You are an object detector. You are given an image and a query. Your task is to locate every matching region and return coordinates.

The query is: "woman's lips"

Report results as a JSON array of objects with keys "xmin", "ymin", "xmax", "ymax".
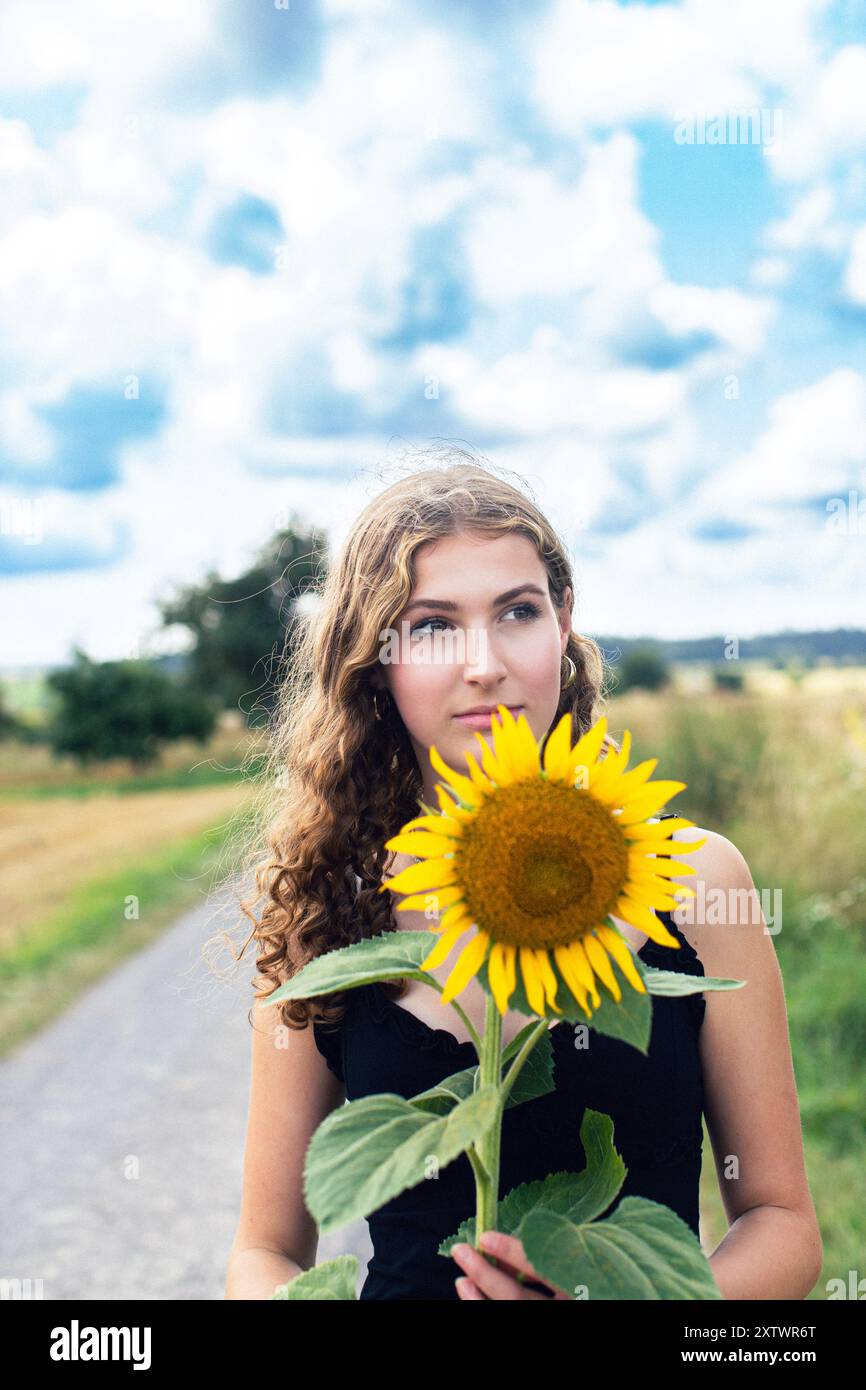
[{"xmin": 453, "ymin": 705, "xmax": 523, "ymax": 729}]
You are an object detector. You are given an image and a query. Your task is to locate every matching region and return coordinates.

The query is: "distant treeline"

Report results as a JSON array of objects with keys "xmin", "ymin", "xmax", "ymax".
[{"xmin": 592, "ymin": 629, "xmax": 866, "ymax": 666}]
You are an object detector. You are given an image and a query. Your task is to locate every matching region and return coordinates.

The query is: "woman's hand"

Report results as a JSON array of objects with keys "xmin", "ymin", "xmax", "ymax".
[{"xmin": 451, "ymin": 1230, "xmax": 572, "ymax": 1300}]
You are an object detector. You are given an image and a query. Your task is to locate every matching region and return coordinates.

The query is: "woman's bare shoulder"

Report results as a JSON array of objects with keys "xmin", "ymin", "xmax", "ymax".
[{"xmin": 666, "ymin": 825, "xmax": 771, "ymax": 977}]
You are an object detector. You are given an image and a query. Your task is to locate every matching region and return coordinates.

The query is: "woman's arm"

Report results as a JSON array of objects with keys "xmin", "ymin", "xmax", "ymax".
[
  {"xmin": 673, "ymin": 829, "xmax": 823, "ymax": 1300},
  {"xmin": 225, "ymin": 1245, "xmax": 305, "ymax": 1300},
  {"xmin": 224, "ymin": 1002, "xmax": 346, "ymax": 1299}
]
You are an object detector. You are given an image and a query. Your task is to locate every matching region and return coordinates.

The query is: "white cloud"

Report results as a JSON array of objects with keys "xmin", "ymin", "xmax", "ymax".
[
  {"xmin": 530, "ymin": 0, "xmax": 828, "ymax": 134},
  {"xmin": 762, "ymin": 183, "xmax": 844, "ymax": 252},
  {"xmin": 578, "ymin": 499, "xmax": 866, "ymax": 640},
  {"xmin": 468, "ymin": 135, "xmax": 661, "ymax": 303},
  {"xmin": 764, "ymin": 44, "xmax": 866, "ymax": 183},
  {"xmin": 413, "ymin": 334, "xmax": 688, "ymax": 438},
  {"xmin": 695, "ymin": 369, "xmax": 866, "ymax": 512},
  {"xmin": 0, "ymin": 0, "xmax": 861, "ymax": 665},
  {"xmin": 648, "ymin": 282, "xmax": 777, "ymax": 356},
  {"xmin": 0, "ymin": 0, "xmax": 213, "ymax": 94}
]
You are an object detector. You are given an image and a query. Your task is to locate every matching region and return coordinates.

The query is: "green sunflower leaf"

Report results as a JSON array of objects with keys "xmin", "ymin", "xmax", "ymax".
[
  {"xmin": 519, "ymin": 1197, "xmax": 723, "ymax": 1300},
  {"xmin": 642, "ymin": 966, "xmax": 746, "ymax": 997},
  {"xmin": 258, "ymin": 929, "xmax": 445, "ymax": 1008},
  {"xmin": 411, "ymin": 1029, "xmax": 556, "ymax": 1116},
  {"xmin": 305, "ymin": 1085, "xmax": 500, "ymax": 1232},
  {"xmin": 271, "ymin": 1254, "xmax": 359, "ymax": 1300},
  {"xmin": 438, "ymin": 1108, "xmax": 625, "ymax": 1255}
]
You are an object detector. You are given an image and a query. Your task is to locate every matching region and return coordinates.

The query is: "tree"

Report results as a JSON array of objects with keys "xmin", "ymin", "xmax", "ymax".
[
  {"xmin": 157, "ymin": 519, "xmax": 327, "ymax": 719},
  {"xmin": 609, "ymin": 644, "xmax": 671, "ymax": 694},
  {"xmin": 45, "ymin": 648, "xmax": 218, "ymax": 771},
  {"xmin": 0, "ymin": 684, "xmax": 27, "ymax": 741}
]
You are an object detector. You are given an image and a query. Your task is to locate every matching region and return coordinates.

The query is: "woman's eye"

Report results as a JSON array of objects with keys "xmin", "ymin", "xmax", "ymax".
[
  {"xmin": 410, "ymin": 617, "xmax": 452, "ymax": 636},
  {"xmin": 410, "ymin": 602, "xmax": 540, "ymax": 636}
]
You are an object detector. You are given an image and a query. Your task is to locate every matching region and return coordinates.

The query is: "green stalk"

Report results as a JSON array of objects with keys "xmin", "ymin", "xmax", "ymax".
[
  {"xmin": 499, "ymin": 1017, "xmax": 551, "ymax": 1104},
  {"xmin": 474, "ymin": 990, "xmax": 504, "ymax": 1245}
]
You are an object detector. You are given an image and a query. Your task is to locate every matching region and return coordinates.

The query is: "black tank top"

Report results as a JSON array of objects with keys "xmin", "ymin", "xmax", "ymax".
[{"xmin": 313, "ymin": 818, "xmax": 706, "ymax": 1300}]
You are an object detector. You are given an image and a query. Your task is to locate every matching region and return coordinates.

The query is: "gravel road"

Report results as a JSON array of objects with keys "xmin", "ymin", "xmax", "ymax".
[{"xmin": 0, "ymin": 883, "xmax": 371, "ymax": 1300}]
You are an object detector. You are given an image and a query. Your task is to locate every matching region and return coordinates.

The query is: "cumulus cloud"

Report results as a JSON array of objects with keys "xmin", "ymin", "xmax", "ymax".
[{"xmin": 0, "ymin": 0, "xmax": 862, "ymax": 663}]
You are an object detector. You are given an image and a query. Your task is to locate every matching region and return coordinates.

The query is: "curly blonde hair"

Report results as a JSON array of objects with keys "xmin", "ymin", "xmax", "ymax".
[{"xmin": 227, "ymin": 452, "xmax": 619, "ymax": 1034}]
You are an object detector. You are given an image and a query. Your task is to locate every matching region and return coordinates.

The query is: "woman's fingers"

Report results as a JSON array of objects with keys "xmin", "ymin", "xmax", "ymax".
[
  {"xmin": 452, "ymin": 1238, "xmax": 552, "ymax": 1300},
  {"xmin": 478, "ymin": 1231, "xmax": 571, "ymax": 1298},
  {"xmin": 479, "ymin": 1231, "xmax": 542, "ymax": 1279}
]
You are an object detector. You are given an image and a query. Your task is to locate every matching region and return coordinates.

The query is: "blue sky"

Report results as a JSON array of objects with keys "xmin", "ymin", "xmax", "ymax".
[{"xmin": 0, "ymin": 0, "xmax": 864, "ymax": 667}]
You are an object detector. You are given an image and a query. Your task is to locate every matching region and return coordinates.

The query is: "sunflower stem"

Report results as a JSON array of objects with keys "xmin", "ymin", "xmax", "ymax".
[
  {"xmin": 446, "ymin": 998, "xmax": 484, "ymax": 1055},
  {"xmin": 466, "ymin": 1144, "xmax": 489, "ymax": 1187},
  {"xmin": 474, "ymin": 991, "xmax": 504, "ymax": 1247},
  {"xmin": 499, "ymin": 1017, "xmax": 552, "ymax": 1105}
]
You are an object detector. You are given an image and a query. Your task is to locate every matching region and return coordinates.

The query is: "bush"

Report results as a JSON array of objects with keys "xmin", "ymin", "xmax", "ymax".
[
  {"xmin": 609, "ymin": 645, "xmax": 671, "ymax": 694},
  {"xmin": 45, "ymin": 648, "xmax": 219, "ymax": 771},
  {"xmin": 712, "ymin": 665, "xmax": 745, "ymax": 692}
]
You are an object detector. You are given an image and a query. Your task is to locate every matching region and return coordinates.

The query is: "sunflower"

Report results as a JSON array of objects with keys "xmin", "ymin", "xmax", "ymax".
[{"xmin": 378, "ymin": 704, "xmax": 706, "ymax": 1019}]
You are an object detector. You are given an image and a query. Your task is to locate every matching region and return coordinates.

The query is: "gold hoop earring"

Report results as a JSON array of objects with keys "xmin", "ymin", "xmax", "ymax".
[
  {"xmin": 372, "ymin": 689, "xmax": 388, "ymax": 721},
  {"xmin": 561, "ymin": 654, "xmax": 577, "ymax": 690}
]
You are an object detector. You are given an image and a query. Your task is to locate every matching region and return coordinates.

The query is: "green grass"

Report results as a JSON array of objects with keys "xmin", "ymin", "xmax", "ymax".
[
  {"xmin": 695, "ymin": 887, "xmax": 866, "ymax": 1298},
  {"xmin": 0, "ymin": 759, "xmax": 262, "ymax": 799},
  {"xmin": 610, "ymin": 692, "xmax": 866, "ymax": 1300},
  {"xmin": 0, "ymin": 809, "xmax": 255, "ymax": 1059}
]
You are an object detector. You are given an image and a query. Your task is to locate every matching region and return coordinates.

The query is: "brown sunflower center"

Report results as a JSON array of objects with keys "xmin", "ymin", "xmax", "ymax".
[{"xmin": 455, "ymin": 779, "xmax": 628, "ymax": 949}]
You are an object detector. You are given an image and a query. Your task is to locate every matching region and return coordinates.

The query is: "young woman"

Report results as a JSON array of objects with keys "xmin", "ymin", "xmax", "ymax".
[{"xmin": 223, "ymin": 460, "xmax": 822, "ymax": 1301}]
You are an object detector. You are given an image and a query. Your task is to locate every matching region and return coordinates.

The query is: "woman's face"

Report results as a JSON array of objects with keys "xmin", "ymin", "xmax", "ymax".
[{"xmin": 376, "ymin": 530, "xmax": 573, "ymax": 804}]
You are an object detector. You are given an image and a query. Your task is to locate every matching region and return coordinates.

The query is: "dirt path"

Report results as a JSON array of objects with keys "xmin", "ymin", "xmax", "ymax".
[{"xmin": 0, "ymin": 884, "xmax": 371, "ymax": 1299}]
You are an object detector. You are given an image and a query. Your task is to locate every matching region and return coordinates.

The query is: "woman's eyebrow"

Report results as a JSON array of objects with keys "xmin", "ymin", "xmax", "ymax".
[{"xmin": 402, "ymin": 582, "xmax": 547, "ymax": 615}]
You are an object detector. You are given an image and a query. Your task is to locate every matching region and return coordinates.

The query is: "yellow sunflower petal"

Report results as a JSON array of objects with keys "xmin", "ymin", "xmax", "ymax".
[
  {"xmin": 440, "ymin": 930, "xmax": 490, "ymax": 1005},
  {"xmin": 519, "ymin": 947, "xmax": 546, "ymax": 1014},
  {"xmin": 421, "ymin": 919, "xmax": 475, "ymax": 971},
  {"xmin": 607, "ymin": 757, "xmax": 659, "ymax": 800},
  {"xmin": 563, "ymin": 715, "xmax": 609, "ymax": 786},
  {"xmin": 463, "ymin": 748, "xmax": 494, "ymax": 794},
  {"xmin": 434, "ymin": 782, "xmax": 473, "ymax": 820},
  {"xmin": 562, "ymin": 939, "xmax": 601, "ymax": 1009},
  {"xmin": 473, "ymin": 731, "xmax": 505, "ymax": 784},
  {"xmin": 490, "ymin": 710, "xmax": 520, "ymax": 784},
  {"xmin": 384, "ymin": 832, "xmax": 458, "ymax": 858},
  {"xmin": 628, "ymin": 855, "xmax": 699, "ymax": 879},
  {"xmin": 625, "ymin": 880, "xmax": 695, "ymax": 909},
  {"xmin": 594, "ymin": 924, "xmax": 647, "ymax": 995},
  {"xmin": 553, "ymin": 944, "xmax": 592, "ymax": 1017},
  {"xmin": 623, "ymin": 829, "xmax": 707, "ymax": 858},
  {"xmin": 395, "ymin": 884, "xmax": 464, "ymax": 912},
  {"xmin": 660, "ymin": 836, "xmax": 706, "ymax": 854},
  {"xmin": 430, "ymin": 744, "xmax": 483, "ymax": 809},
  {"xmin": 437, "ymin": 901, "xmax": 472, "ymax": 933},
  {"xmin": 589, "ymin": 729, "xmax": 632, "ymax": 798},
  {"xmin": 623, "ymin": 815, "xmax": 697, "ymax": 839},
  {"xmin": 378, "ymin": 857, "xmax": 457, "ymax": 896},
  {"xmin": 399, "ymin": 813, "xmax": 465, "ymax": 838},
  {"xmin": 509, "ymin": 711, "xmax": 542, "ymax": 780},
  {"xmin": 613, "ymin": 896, "xmax": 681, "ymax": 949},
  {"xmin": 615, "ymin": 781, "xmax": 687, "ymax": 823},
  {"xmin": 532, "ymin": 948, "xmax": 562, "ymax": 1013},
  {"xmin": 488, "ymin": 942, "xmax": 515, "ymax": 1014},
  {"xmin": 542, "ymin": 712, "xmax": 574, "ymax": 781},
  {"xmin": 583, "ymin": 933, "xmax": 622, "ymax": 1003}
]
